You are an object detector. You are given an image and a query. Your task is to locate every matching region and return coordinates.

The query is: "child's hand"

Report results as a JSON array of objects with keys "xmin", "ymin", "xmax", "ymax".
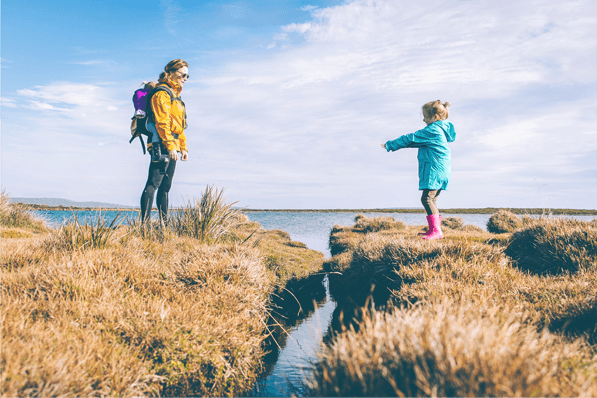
[{"xmin": 381, "ymin": 143, "xmax": 386, "ymax": 149}]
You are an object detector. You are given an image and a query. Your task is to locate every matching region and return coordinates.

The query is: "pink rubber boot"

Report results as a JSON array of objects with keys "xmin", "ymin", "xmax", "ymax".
[
  {"xmin": 418, "ymin": 214, "xmax": 441, "ymax": 236},
  {"xmin": 421, "ymin": 214, "xmax": 443, "ymax": 240}
]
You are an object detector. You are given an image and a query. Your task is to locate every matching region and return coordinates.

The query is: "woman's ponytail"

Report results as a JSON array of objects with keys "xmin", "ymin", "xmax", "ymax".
[{"xmin": 158, "ymin": 59, "xmax": 189, "ymax": 83}]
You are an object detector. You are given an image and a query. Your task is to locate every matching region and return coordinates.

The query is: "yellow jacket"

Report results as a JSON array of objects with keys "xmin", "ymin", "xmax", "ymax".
[{"xmin": 151, "ymin": 80, "xmax": 187, "ymax": 152}]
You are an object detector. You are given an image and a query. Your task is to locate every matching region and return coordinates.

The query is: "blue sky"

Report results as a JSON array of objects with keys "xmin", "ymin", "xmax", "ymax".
[{"xmin": 2, "ymin": 0, "xmax": 596, "ymax": 209}]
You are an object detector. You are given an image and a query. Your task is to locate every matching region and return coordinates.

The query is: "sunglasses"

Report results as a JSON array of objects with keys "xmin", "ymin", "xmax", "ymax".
[{"xmin": 176, "ymin": 71, "xmax": 190, "ymax": 79}]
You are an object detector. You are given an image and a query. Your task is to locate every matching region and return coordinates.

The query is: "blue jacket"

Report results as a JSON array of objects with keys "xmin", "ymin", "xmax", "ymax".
[{"xmin": 385, "ymin": 120, "xmax": 456, "ymax": 190}]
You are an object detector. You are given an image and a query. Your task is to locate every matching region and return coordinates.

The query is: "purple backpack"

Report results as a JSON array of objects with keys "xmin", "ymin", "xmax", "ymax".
[{"xmin": 132, "ymin": 88, "xmax": 150, "ymax": 118}]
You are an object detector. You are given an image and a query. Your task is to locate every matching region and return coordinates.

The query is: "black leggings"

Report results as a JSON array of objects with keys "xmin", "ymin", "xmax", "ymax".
[
  {"xmin": 421, "ymin": 189, "xmax": 442, "ymax": 216},
  {"xmin": 140, "ymin": 155, "xmax": 177, "ymax": 224}
]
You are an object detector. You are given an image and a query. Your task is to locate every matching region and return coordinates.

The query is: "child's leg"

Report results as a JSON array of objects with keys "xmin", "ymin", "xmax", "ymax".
[
  {"xmin": 421, "ymin": 189, "xmax": 444, "ymax": 240},
  {"xmin": 421, "ymin": 189, "xmax": 441, "ymax": 215}
]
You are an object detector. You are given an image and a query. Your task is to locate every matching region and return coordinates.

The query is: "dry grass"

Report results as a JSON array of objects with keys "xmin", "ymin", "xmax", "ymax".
[
  {"xmin": 441, "ymin": 216, "xmax": 464, "ymax": 230},
  {"xmin": 0, "ymin": 190, "xmax": 47, "ymax": 233},
  {"xmin": 1, "ymin": 191, "xmax": 324, "ymax": 397},
  {"xmin": 486, "ymin": 209, "xmax": 523, "ymax": 233},
  {"xmin": 2, "ymin": 233, "xmax": 273, "ymax": 396},
  {"xmin": 505, "ymin": 217, "xmax": 597, "ymax": 275},
  {"xmin": 169, "ymin": 185, "xmax": 244, "ymax": 243},
  {"xmin": 354, "ymin": 214, "xmax": 405, "ymax": 233},
  {"xmin": 234, "ymin": 219, "xmax": 324, "ymax": 288},
  {"xmin": 313, "ymin": 213, "xmax": 597, "ymax": 396},
  {"xmin": 307, "ymin": 299, "xmax": 597, "ymax": 397},
  {"xmin": 45, "ymin": 210, "xmax": 123, "ymax": 251}
]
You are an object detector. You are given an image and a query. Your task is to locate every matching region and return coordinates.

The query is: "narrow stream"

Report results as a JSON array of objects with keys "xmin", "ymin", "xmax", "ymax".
[{"xmin": 249, "ymin": 275, "xmax": 336, "ymax": 397}]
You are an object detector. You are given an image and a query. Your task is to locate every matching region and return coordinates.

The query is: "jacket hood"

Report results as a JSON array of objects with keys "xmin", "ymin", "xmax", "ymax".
[{"xmin": 434, "ymin": 120, "xmax": 456, "ymax": 142}]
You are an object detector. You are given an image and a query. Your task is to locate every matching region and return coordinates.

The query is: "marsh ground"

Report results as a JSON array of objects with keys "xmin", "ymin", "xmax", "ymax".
[
  {"xmin": 0, "ymin": 193, "xmax": 324, "ymax": 397},
  {"xmin": 308, "ymin": 213, "xmax": 597, "ymax": 397}
]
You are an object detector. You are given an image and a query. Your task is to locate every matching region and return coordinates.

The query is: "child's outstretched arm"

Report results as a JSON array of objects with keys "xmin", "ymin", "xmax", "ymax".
[{"xmin": 384, "ymin": 127, "xmax": 436, "ymax": 152}]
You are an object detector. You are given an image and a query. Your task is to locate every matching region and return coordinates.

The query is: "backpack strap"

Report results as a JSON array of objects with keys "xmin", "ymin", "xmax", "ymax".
[
  {"xmin": 129, "ymin": 117, "xmax": 147, "ymax": 154},
  {"xmin": 147, "ymin": 83, "xmax": 187, "ymax": 129}
]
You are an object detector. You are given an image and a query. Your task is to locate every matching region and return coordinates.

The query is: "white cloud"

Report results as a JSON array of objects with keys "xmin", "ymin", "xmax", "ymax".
[
  {"xmin": 68, "ymin": 60, "xmax": 114, "ymax": 66},
  {"xmin": 161, "ymin": 0, "xmax": 182, "ymax": 36},
  {"xmin": 1, "ymin": 97, "xmax": 17, "ymax": 108},
  {"xmin": 282, "ymin": 23, "xmax": 312, "ymax": 34},
  {"xmin": 187, "ymin": 0, "xmax": 596, "ymax": 208},
  {"xmin": 17, "ymin": 83, "xmax": 106, "ymax": 107},
  {"xmin": 3, "ymin": 0, "xmax": 596, "ymax": 209}
]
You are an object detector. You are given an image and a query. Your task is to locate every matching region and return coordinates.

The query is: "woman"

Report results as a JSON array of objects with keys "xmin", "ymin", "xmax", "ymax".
[{"xmin": 140, "ymin": 59, "xmax": 189, "ymax": 224}]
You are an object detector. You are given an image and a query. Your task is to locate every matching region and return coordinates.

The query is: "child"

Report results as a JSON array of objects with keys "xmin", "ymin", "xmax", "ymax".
[{"xmin": 382, "ymin": 100, "xmax": 456, "ymax": 240}]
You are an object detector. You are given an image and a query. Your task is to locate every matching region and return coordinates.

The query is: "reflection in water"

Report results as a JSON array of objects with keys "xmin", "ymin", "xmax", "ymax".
[{"xmin": 249, "ymin": 276, "xmax": 336, "ymax": 397}]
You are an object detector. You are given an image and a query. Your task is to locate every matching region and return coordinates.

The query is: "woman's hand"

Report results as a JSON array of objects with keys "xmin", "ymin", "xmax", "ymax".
[
  {"xmin": 169, "ymin": 150, "xmax": 178, "ymax": 161},
  {"xmin": 181, "ymin": 150, "xmax": 188, "ymax": 161},
  {"xmin": 381, "ymin": 143, "xmax": 386, "ymax": 149}
]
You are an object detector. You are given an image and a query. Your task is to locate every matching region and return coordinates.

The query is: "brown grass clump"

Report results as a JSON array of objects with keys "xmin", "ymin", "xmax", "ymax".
[
  {"xmin": 354, "ymin": 214, "xmax": 405, "ymax": 233},
  {"xmin": 326, "ymin": 230, "xmax": 502, "ymax": 304},
  {"xmin": 169, "ymin": 185, "xmax": 243, "ymax": 243},
  {"xmin": 505, "ymin": 218, "xmax": 597, "ymax": 275},
  {"xmin": 328, "ymin": 224, "xmax": 362, "ymax": 256},
  {"xmin": 1, "ymin": 232, "xmax": 274, "ymax": 397},
  {"xmin": 44, "ymin": 210, "xmax": 123, "ymax": 251},
  {"xmin": 234, "ymin": 221, "xmax": 324, "ymax": 287},
  {"xmin": 316, "ymin": 214, "xmax": 597, "ymax": 393},
  {"xmin": 487, "ymin": 209, "xmax": 523, "ymax": 233},
  {"xmin": 1, "ymin": 189, "xmax": 325, "ymax": 397},
  {"xmin": 307, "ymin": 299, "xmax": 597, "ymax": 397},
  {"xmin": 461, "ymin": 224, "xmax": 484, "ymax": 233},
  {"xmin": 0, "ymin": 190, "xmax": 47, "ymax": 233},
  {"xmin": 441, "ymin": 216, "xmax": 464, "ymax": 230}
]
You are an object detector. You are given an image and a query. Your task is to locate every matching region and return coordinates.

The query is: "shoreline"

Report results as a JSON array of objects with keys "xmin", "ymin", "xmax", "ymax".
[{"xmin": 14, "ymin": 203, "xmax": 597, "ymax": 216}]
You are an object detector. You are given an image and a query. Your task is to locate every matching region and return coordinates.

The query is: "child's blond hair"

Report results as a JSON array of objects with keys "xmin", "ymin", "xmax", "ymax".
[{"xmin": 422, "ymin": 100, "xmax": 450, "ymax": 122}]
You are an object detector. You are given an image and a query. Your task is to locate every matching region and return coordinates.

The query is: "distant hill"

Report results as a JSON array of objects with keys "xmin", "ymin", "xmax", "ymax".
[{"xmin": 10, "ymin": 197, "xmax": 133, "ymax": 208}]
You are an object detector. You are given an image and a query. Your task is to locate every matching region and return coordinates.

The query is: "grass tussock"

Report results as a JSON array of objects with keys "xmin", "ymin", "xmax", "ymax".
[
  {"xmin": 1, "ymin": 187, "xmax": 324, "ymax": 397},
  {"xmin": 354, "ymin": 214, "xmax": 405, "ymax": 233},
  {"xmin": 461, "ymin": 224, "xmax": 484, "ymax": 233},
  {"xmin": 45, "ymin": 210, "xmax": 123, "ymax": 251},
  {"xmin": 307, "ymin": 299, "xmax": 597, "ymax": 397},
  {"xmin": 326, "ymin": 231, "xmax": 502, "ymax": 303},
  {"xmin": 315, "ymin": 212, "xmax": 597, "ymax": 395},
  {"xmin": 505, "ymin": 217, "xmax": 597, "ymax": 275},
  {"xmin": 2, "ymin": 233, "xmax": 273, "ymax": 397},
  {"xmin": 0, "ymin": 190, "xmax": 47, "ymax": 233},
  {"xmin": 234, "ymin": 221, "xmax": 324, "ymax": 287},
  {"xmin": 169, "ymin": 185, "xmax": 243, "ymax": 243},
  {"xmin": 441, "ymin": 216, "xmax": 464, "ymax": 230},
  {"xmin": 486, "ymin": 209, "xmax": 523, "ymax": 233}
]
